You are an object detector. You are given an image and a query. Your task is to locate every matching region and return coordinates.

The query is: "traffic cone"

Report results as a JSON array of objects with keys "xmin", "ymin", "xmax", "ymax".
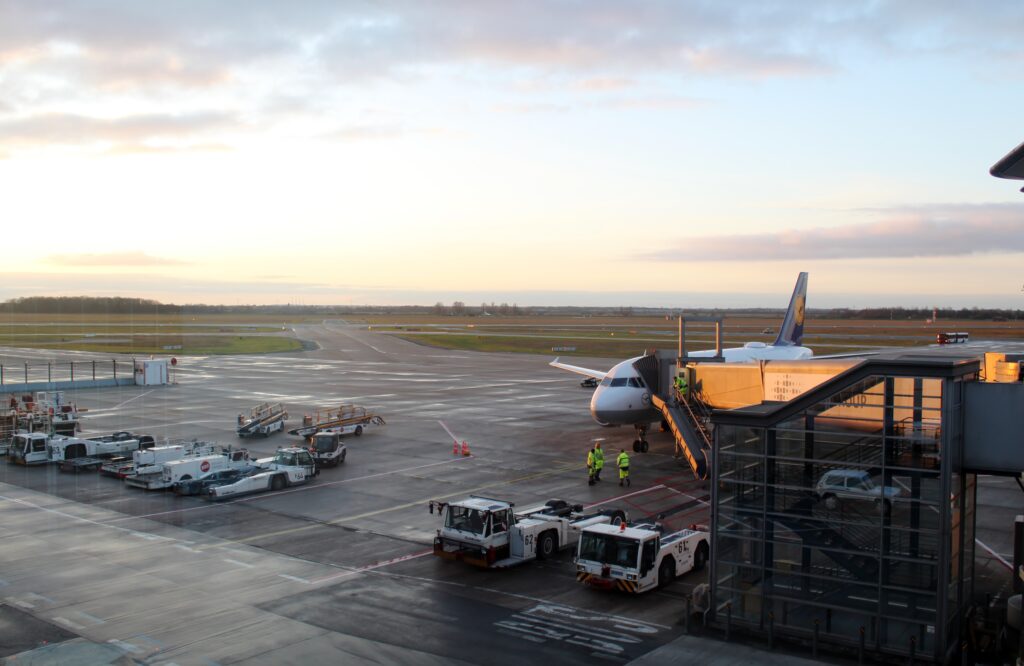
[
  {"xmin": 461, "ymin": 440, "xmax": 471, "ymax": 456},
  {"xmin": 452, "ymin": 441, "xmax": 459, "ymax": 455}
]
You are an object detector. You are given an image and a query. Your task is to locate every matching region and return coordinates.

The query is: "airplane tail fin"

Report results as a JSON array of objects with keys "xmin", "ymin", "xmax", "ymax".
[{"xmin": 773, "ymin": 272, "xmax": 808, "ymax": 347}]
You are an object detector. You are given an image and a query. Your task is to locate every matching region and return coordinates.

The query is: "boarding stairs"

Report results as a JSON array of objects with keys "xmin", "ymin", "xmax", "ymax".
[{"xmin": 631, "ymin": 352, "xmax": 713, "ymax": 480}]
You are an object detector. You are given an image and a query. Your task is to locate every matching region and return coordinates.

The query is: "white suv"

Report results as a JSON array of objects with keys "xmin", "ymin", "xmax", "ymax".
[{"xmin": 815, "ymin": 469, "xmax": 903, "ymax": 513}]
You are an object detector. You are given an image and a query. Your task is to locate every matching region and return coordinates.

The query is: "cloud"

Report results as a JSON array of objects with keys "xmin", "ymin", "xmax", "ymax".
[
  {"xmin": 644, "ymin": 204, "xmax": 1024, "ymax": 261},
  {"xmin": 43, "ymin": 252, "xmax": 189, "ymax": 267},
  {"xmin": 0, "ymin": 111, "xmax": 236, "ymax": 150}
]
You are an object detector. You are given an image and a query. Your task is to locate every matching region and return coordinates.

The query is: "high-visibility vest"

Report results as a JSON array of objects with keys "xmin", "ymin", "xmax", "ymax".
[
  {"xmin": 593, "ymin": 448, "xmax": 604, "ymax": 469},
  {"xmin": 587, "ymin": 451, "xmax": 594, "ymax": 468},
  {"xmin": 617, "ymin": 452, "xmax": 629, "ymax": 469}
]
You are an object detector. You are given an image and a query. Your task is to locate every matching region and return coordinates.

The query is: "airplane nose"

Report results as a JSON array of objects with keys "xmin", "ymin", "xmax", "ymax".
[{"xmin": 590, "ymin": 387, "xmax": 615, "ymax": 426}]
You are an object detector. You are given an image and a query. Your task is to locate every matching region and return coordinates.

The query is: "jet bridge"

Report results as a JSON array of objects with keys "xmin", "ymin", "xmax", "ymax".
[{"xmin": 705, "ymin": 349, "xmax": 1024, "ymax": 664}]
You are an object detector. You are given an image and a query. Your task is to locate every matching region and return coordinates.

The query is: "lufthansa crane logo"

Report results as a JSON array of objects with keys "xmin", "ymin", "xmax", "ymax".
[
  {"xmin": 641, "ymin": 392, "xmax": 651, "ymax": 406},
  {"xmin": 794, "ymin": 295, "xmax": 805, "ymax": 326}
]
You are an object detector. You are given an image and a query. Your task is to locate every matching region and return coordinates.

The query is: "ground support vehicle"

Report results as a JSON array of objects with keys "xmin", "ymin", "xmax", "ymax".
[
  {"xmin": 308, "ymin": 431, "xmax": 347, "ymax": 467},
  {"xmin": 175, "ymin": 466, "xmax": 259, "ymax": 496},
  {"xmin": 575, "ymin": 522, "xmax": 709, "ymax": 594},
  {"xmin": 207, "ymin": 448, "xmax": 318, "ymax": 499},
  {"xmin": 4, "ymin": 391, "xmax": 81, "ymax": 437},
  {"xmin": 105, "ymin": 440, "xmax": 219, "ymax": 478},
  {"xmin": 431, "ymin": 497, "xmax": 626, "ymax": 569},
  {"xmin": 126, "ymin": 448, "xmax": 253, "ymax": 490},
  {"xmin": 288, "ymin": 404, "xmax": 385, "ymax": 439},
  {"xmin": 8, "ymin": 431, "xmax": 153, "ymax": 466},
  {"xmin": 236, "ymin": 402, "xmax": 288, "ymax": 438}
]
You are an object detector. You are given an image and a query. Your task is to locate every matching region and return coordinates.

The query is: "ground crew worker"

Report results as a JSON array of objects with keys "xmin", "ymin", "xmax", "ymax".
[
  {"xmin": 592, "ymin": 441, "xmax": 604, "ymax": 482},
  {"xmin": 587, "ymin": 447, "xmax": 596, "ymax": 486},
  {"xmin": 617, "ymin": 449, "xmax": 630, "ymax": 487},
  {"xmin": 675, "ymin": 371, "xmax": 689, "ymax": 402}
]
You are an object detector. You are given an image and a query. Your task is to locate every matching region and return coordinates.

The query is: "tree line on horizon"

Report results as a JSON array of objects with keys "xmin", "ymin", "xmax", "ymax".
[{"xmin": 0, "ymin": 296, "xmax": 1021, "ymax": 321}]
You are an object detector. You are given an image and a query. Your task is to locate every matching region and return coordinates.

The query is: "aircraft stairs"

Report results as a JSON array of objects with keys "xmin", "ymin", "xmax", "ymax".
[{"xmin": 651, "ymin": 393, "xmax": 711, "ymax": 480}]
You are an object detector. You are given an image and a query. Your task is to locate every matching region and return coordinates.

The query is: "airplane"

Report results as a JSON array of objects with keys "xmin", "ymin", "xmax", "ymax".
[{"xmin": 550, "ymin": 272, "xmax": 811, "ymax": 451}]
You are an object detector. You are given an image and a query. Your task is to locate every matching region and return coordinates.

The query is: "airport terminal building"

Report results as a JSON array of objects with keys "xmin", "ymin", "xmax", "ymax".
[{"xmin": 706, "ymin": 354, "xmax": 1020, "ymax": 662}]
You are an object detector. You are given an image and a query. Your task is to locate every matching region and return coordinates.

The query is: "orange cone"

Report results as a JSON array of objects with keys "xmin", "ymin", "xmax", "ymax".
[
  {"xmin": 461, "ymin": 440, "xmax": 471, "ymax": 456},
  {"xmin": 452, "ymin": 441, "xmax": 459, "ymax": 455}
]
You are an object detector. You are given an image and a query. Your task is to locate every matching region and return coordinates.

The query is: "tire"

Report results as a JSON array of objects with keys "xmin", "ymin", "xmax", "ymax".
[
  {"xmin": 694, "ymin": 541, "xmax": 709, "ymax": 571},
  {"xmin": 354, "ymin": 426, "xmax": 363, "ymax": 436},
  {"xmin": 605, "ymin": 509, "xmax": 626, "ymax": 526},
  {"xmin": 823, "ymin": 494, "xmax": 837, "ymax": 510},
  {"xmin": 659, "ymin": 558, "xmax": 676, "ymax": 588},
  {"xmin": 271, "ymin": 474, "xmax": 286, "ymax": 491},
  {"xmin": 339, "ymin": 449, "xmax": 346, "ymax": 464},
  {"xmin": 640, "ymin": 440, "xmax": 649, "ymax": 453},
  {"xmin": 536, "ymin": 531, "xmax": 557, "ymax": 560},
  {"xmin": 632, "ymin": 440, "xmax": 640, "ymax": 453},
  {"xmin": 545, "ymin": 499, "xmax": 568, "ymax": 510}
]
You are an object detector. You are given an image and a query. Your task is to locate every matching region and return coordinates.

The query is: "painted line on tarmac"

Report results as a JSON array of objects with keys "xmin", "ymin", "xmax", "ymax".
[
  {"xmin": 217, "ymin": 462, "xmax": 580, "ymax": 548},
  {"xmin": 311, "ymin": 548, "xmax": 434, "ymax": 585},
  {"xmin": 977, "ymin": 539, "xmax": 1013, "ymax": 571},
  {"xmin": 107, "ymin": 457, "xmax": 476, "ymax": 523},
  {"xmin": 582, "ymin": 484, "xmax": 667, "ymax": 510}
]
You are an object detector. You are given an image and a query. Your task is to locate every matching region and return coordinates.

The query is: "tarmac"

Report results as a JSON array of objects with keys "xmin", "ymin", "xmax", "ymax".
[{"xmin": 0, "ymin": 321, "xmax": 1019, "ymax": 664}]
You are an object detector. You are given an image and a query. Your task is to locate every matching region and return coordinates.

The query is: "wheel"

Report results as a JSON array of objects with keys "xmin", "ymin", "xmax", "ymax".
[
  {"xmin": 824, "ymin": 494, "xmax": 837, "ymax": 510},
  {"xmin": 658, "ymin": 558, "xmax": 676, "ymax": 588},
  {"xmin": 270, "ymin": 474, "xmax": 286, "ymax": 491},
  {"xmin": 354, "ymin": 425, "xmax": 363, "ymax": 436},
  {"xmin": 640, "ymin": 440, "xmax": 649, "ymax": 453},
  {"xmin": 536, "ymin": 531, "xmax": 557, "ymax": 560},
  {"xmin": 339, "ymin": 449, "xmax": 347, "ymax": 464},
  {"xmin": 632, "ymin": 440, "xmax": 640, "ymax": 452},
  {"xmin": 694, "ymin": 541, "xmax": 709, "ymax": 571},
  {"xmin": 607, "ymin": 510, "xmax": 626, "ymax": 526},
  {"xmin": 180, "ymin": 475, "xmax": 192, "ymax": 481}
]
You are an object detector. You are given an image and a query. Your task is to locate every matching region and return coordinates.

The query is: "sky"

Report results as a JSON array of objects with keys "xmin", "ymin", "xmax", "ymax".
[{"xmin": 1, "ymin": 1, "xmax": 1023, "ymax": 308}]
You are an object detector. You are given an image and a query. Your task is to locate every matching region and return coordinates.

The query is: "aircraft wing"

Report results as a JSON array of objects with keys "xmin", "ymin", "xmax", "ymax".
[{"xmin": 549, "ymin": 358, "xmax": 607, "ymax": 380}]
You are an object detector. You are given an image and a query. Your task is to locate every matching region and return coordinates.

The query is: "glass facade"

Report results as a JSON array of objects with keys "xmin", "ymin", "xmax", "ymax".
[{"xmin": 711, "ymin": 367, "xmax": 977, "ymax": 663}]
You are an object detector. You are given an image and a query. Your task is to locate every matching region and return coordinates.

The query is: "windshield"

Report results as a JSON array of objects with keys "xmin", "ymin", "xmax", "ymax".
[
  {"xmin": 445, "ymin": 506, "xmax": 486, "ymax": 535},
  {"xmin": 313, "ymin": 436, "xmax": 335, "ymax": 452},
  {"xmin": 274, "ymin": 451, "xmax": 298, "ymax": 466},
  {"xmin": 578, "ymin": 533, "xmax": 640, "ymax": 568}
]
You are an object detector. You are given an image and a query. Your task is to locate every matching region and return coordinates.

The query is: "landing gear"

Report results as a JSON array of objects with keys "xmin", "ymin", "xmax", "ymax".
[{"xmin": 632, "ymin": 424, "xmax": 650, "ymax": 453}]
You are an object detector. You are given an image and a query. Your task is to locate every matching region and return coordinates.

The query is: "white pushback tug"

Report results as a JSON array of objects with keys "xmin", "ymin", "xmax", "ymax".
[
  {"xmin": 430, "ymin": 496, "xmax": 626, "ymax": 569},
  {"xmin": 575, "ymin": 520, "xmax": 709, "ymax": 593}
]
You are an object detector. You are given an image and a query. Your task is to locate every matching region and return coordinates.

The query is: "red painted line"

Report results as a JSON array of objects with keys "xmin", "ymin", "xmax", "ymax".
[{"xmin": 311, "ymin": 548, "xmax": 434, "ymax": 584}]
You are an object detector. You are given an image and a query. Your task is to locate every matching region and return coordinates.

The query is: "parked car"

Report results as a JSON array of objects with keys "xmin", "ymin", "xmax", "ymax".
[
  {"xmin": 175, "ymin": 466, "xmax": 258, "ymax": 496},
  {"xmin": 580, "ymin": 377, "xmax": 599, "ymax": 388},
  {"xmin": 815, "ymin": 469, "xmax": 903, "ymax": 513}
]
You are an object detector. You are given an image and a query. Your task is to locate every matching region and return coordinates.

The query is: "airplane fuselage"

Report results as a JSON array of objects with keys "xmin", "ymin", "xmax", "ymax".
[{"xmin": 589, "ymin": 344, "xmax": 812, "ymax": 427}]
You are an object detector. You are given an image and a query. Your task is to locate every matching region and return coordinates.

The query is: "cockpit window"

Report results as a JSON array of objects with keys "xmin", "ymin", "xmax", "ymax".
[
  {"xmin": 600, "ymin": 377, "xmax": 612, "ymax": 386},
  {"xmin": 627, "ymin": 378, "xmax": 644, "ymax": 388},
  {"xmin": 610, "ymin": 378, "xmax": 627, "ymax": 387}
]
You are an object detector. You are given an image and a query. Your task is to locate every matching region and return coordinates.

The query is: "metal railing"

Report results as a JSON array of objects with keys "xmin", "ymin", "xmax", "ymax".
[{"xmin": 0, "ymin": 359, "xmax": 135, "ymax": 386}]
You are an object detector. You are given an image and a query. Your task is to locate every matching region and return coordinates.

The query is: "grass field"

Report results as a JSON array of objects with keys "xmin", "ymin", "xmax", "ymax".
[
  {"xmin": 370, "ymin": 316, "xmax": 1024, "ymax": 358},
  {"xmin": 0, "ymin": 313, "xmax": 308, "ymax": 355}
]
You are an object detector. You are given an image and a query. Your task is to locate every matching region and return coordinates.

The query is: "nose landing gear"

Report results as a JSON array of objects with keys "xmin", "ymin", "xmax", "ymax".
[{"xmin": 632, "ymin": 424, "xmax": 650, "ymax": 453}]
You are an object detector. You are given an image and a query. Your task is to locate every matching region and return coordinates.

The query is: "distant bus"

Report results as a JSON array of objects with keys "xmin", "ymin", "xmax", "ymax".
[{"xmin": 936, "ymin": 332, "xmax": 969, "ymax": 345}]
